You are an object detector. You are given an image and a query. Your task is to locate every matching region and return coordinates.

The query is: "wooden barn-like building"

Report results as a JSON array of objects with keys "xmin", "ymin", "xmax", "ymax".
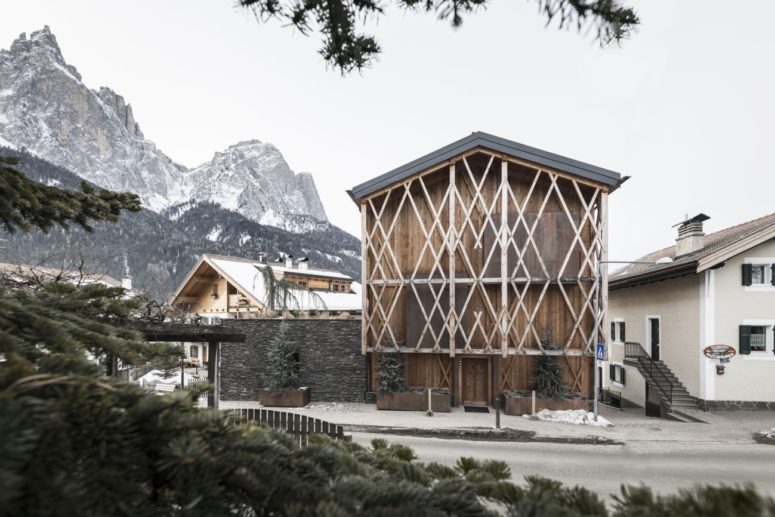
[{"xmin": 348, "ymin": 132, "xmax": 623, "ymax": 406}]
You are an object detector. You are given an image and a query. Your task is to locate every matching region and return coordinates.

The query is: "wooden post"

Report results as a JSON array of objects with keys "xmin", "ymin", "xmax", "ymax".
[
  {"xmin": 500, "ymin": 159, "xmax": 509, "ymax": 357},
  {"xmin": 361, "ymin": 202, "xmax": 369, "ymax": 355},
  {"xmin": 448, "ymin": 163, "xmax": 456, "ymax": 358},
  {"xmin": 207, "ymin": 340, "xmax": 219, "ymax": 409},
  {"xmin": 531, "ymin": 390, "xmax": 536, "ymax": 416}
]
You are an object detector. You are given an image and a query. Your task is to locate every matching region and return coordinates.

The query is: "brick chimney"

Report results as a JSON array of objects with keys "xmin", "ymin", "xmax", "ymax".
[{"xmin": 674, "ymin": 214, "xmax": 710, "ymax": 257}]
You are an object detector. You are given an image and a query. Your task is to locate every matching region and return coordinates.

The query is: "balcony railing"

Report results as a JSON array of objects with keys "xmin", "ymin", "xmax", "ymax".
[{"xmin": 624, "ymin": 342, "xmax": 673, "ymax": 403}]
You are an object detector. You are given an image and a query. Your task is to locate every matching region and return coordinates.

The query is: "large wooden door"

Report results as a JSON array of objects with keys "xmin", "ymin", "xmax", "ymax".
[{"xmin": 461, "ymin": 358, "xmax": 489, "ymax": 406}]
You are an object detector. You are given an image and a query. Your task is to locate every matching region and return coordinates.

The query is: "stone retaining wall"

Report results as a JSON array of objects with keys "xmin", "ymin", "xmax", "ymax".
[
  {"xmin": 220, "ymin": 319, "xmax": 366, "ymax": 403},
  {"xmin": 697, "ymin": 399, "xmax": 775, "ymax": 411}
]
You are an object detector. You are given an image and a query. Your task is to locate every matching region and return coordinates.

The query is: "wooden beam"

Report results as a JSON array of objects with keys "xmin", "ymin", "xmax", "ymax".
[
  {"xmin": 125, "ymin": 321, "xmax": 246, "ymax": 343},
  {"xmin": 500, "ymin": 158, "xmax": 508, "ymax": 357},
  {"xmin": 361, "ymin": 202, "xmax": 369, "ymax": 355},
  {"xmin": 448, "ymin": 162, "xmax": 456, "ymax": 358}
]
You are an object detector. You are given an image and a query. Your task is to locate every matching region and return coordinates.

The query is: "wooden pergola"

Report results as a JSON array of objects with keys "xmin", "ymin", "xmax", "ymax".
[
  {"xmin": 128, "ymin": 321, "xmax": 245, "ymax": 408},
  {"xmin": 349, "ymin": 133, "xmax": 623, "ymax": 404}
]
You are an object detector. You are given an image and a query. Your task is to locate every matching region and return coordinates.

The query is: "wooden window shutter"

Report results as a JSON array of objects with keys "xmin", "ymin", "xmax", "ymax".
[
  {"xmin": 739, "ymin": 325, "xmax": 752, "ymax": 355},
  {"xmin": 742, "ymin": 264, "xmax": 753, "ymax": 286},
  {"xmin": 609, "ymin": 364, "xmax": 615, "ymax": 380},
  {"xmin": 621, "ymin": 322, "xmax": 626, "ymax": 342},
  {"xmin": 621, "ymin": 367, "xmax": 626, "ymax": 385}
]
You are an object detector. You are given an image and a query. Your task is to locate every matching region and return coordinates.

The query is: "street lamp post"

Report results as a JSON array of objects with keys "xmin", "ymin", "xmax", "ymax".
[{"xmin": 593, "ymin": 260, "xmax": 657, "ymax": 421}]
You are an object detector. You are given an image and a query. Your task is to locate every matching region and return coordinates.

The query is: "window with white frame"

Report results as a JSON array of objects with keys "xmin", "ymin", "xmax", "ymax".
[
  {"xmin": 742, "ymin": 260, "xmax": 775, "ymax": 287},
  {"xmin": 610, "ymin": 320, "xmax": 626, "ymax": 343},
  {"xmin": 740, "ymin": 322, "xmax": 775, "ymax": 355},
  {"xmin": 609, "ymin": 364, "xmax": 626, "ymax": 385}
]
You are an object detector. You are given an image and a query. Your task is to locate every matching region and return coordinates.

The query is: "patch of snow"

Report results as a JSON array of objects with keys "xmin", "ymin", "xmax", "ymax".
[
  {"xmin": 45, "ymin": 177, "xmax": 61, "ymax": 186},
  {"xmin": 0, "ymin": 134, "xmax": 16, "ymax": 149},
  {"xmin": 324, "ymin": 252, "xmax": 343, "ymax": 263},
  {"xmin": 239, "ymin": 232, "xmax": 252, "ymax": 245},
  {"xmin": 758, "ymin": 428, "xmax": 775, "ymax": 440},
  {"xmin": 527, "ymin": 409, "xmax": 613, "ymax": 427},
  {"xmin": 136, "ymin": 369, "xmax": 199, "ymax": 388},
  {"xmin": 206, "ymin": 226, "xmax": 223, "ymax": 242}
]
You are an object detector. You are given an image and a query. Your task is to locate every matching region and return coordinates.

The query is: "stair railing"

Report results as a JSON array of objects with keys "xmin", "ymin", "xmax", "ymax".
[{"xmin": 624, "ymin": 342, "xmax": 673, "ymax": 403}]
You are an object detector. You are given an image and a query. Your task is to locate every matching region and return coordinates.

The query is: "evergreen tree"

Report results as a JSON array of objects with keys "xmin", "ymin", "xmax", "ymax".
[
  {"xmin": 3, "ymin": 162, "xmax": 775, "ymax": 515},
  {"xmin": 0, "ymin": 155, "xmax": 140, "ymax": 234},
  {"xmin": 376, "ymin": 352, "xmax": 407, "ymax": 395},
  {"xmin": 266, "ymin": 321, "xmax": 299, "ymax": 391},
  {"xmin": 530, "ymin": 325, "xmax": 568, "ymax": 399},
  {"xmin": 240, "ymin": 0, "xmax": 639, "ymax": 72}
]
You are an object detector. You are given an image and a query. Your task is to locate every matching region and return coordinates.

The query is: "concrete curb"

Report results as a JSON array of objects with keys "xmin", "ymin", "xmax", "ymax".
[{"xmin": 346, "ymin": 425, "xmax": 623, "ymax": 446}]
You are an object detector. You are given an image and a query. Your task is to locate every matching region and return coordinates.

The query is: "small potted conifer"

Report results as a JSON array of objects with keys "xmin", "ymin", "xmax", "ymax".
[
  {"xmin": 503, "ymin": 325, "xmax": 586, "ymax": 415},
  {"xmin": 375, "ymin": 353, "xmax": 450, "ymax": 412},
  {"xmin": 260, "ymin": 322, "xmax": 311, "ymax": 407}
]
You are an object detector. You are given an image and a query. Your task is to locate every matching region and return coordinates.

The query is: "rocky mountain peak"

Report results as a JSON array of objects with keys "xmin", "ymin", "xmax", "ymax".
[
  {"xmin": 96, "ymin": 87, "xmax": 143, "ymax": 138},
  {"xmin": 6, "ymin": 26, "xmax": 81, "ymax": 81},
  {"xmin": 0, "ymin": 26, "xmax": 332, "ymax": 232}
]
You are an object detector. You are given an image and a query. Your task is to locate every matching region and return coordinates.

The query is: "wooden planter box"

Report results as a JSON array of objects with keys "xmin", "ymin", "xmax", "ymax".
[
  {"xmin": 377, "ymin": 391, "xmax": 451, "ymax": 412},
  {"xmin": 260, "ymin": 387, "xmax": 311, "ymax": 407},
  {"xmin": 504, "ymin": 395, "xmax": 587, "ymax": 416}
]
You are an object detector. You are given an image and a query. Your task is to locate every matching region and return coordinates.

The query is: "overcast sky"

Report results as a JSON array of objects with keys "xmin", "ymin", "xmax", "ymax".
[{"xmin": 3, "ymin": 0, "xmax": 774, "ymax": 261}]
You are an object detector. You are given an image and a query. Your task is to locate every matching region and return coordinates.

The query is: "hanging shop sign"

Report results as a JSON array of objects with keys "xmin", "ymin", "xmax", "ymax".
[{"xmin": 703, "ymin": 344, "xmax": 736, "ymax": 360}]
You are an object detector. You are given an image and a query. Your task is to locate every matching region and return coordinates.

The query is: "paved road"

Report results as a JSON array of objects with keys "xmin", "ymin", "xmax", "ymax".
[{"xmin": 353, "ymin": 433, "xmax": 775, "ymax": 500}]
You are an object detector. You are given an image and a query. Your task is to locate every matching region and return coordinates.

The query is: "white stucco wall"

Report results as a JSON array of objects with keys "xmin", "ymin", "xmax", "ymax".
[
  {"xmin": 711, "ymin": 239, "xmax": 775, "ymax": 402},
  {"xmin": 606, "ymin": 274, "xmax": 701, "ymax": 405}
]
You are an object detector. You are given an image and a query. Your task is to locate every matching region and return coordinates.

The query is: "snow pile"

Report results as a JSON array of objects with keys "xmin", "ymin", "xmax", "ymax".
[
  {"xmin": 527, "ymin": 409, "xmax": 613, "ymax": 427},
  {"xmin": 136, "ymin": 369, "xmax": 199, "ymax": 390},
  {"xmin": 754, "ymin": 428, "xmax": 775, "ymax": 445},
  {"xmin": 303, "ymin": 402, "xmax": 366, "ymax": 413}
]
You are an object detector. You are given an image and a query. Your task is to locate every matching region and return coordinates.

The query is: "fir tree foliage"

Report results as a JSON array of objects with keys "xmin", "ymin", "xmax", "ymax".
[
  {"xmin": 0, "ymin": 155, "xmax": 140, "ymax": 234},
  {"xmin": 4, "ymin": 164, "xmax": 775, "ymax": 515},
  {"xmin": 240, "ymin": 0, "xmax": 639, "ymax": 72},
  {"xmin": 530, "ymin": 324, "xmax": 569, "ymax": 399},
  {"xmin": 376, "ymin": 352, "xmax": 407, "ymax": 395},
  {"xmin": 266, "ymin": 321, "xmax": 300, "ymax": 391}
]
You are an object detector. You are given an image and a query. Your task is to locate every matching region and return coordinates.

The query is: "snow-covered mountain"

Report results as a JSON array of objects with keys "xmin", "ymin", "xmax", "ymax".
[{"xmin": 0, "ymin": 26, "xmax": 328, "ymax": 230}]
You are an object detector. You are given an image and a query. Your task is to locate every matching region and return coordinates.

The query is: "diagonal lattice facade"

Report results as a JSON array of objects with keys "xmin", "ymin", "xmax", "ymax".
[{"xmin": 361, "ymin": 150, "xmax": 610, "ymax": 357}]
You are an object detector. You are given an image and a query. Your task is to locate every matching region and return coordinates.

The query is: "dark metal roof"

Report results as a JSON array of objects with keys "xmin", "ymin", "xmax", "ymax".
[{"xmin": 348, "ymin": 131, "xmax": 623, "ymax": 201}]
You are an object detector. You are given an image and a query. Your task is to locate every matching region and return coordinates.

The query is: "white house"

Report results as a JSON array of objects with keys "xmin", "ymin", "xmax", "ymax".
[{"xmin": 605, "ymin": 212, "xmax": 775, "ymax": 416}]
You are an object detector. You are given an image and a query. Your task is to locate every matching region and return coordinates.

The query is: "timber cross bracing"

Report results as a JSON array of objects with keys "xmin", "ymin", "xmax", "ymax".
[{"xmin": 356, "ymin": 146, "xmax": 615, "ymax": 358}]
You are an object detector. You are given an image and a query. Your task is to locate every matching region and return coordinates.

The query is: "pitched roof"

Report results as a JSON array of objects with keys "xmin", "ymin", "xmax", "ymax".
[
  {"xmin": 610, "ymin": 212, "xmax": 775, "ymax": 289},
  {"xmin": 172, "ymin": 255, "xmax": 361, "ymax": 312},
  {"xmin": 348, "ymin": 131, "xmax": 624, "ymax": 201}
]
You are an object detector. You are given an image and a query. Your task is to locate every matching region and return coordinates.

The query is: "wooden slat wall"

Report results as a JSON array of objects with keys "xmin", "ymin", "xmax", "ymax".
[
  {"xmin": 497, "ymin": 356, "xmax": 593, "ymax": 399},
  {"xmin": 364, "ymin": 149, "xmax": 606, "ymax": 357}
]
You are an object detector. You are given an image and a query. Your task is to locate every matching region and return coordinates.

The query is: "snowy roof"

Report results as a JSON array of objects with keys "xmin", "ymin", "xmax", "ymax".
[
  {"xmin": 0, "ymin": 262, "xmax": 123, "ymax": 288},
  {"xmin": 175, "ymin": 255, "xmax": 361, "ymax": 312}
]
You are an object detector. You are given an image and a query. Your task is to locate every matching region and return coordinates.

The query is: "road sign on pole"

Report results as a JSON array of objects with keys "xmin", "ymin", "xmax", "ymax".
[{"xmin": 596, "ymin": 343, "xmax": 607, "ymax": 361}]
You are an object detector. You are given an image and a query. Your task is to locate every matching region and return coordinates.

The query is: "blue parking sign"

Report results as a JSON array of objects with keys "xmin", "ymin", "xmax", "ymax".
[{"xmin": 596, "ymin": 343, "xmax": 607, "ymax": 361}]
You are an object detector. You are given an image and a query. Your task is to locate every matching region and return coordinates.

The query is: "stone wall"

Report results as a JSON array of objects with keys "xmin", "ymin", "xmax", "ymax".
[
  {"xmin": 220, "ymin": 319, "xmax": 366, "ymax": 403},
  {"xmin": 696, "ymin": 399, "xmax": 775, "ymax": 411}
]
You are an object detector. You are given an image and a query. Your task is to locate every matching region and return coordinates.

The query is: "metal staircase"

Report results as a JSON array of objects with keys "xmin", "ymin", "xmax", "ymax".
[{"xmin": 623, "ymin": 342, "xmax": 700, "ymax": 414}]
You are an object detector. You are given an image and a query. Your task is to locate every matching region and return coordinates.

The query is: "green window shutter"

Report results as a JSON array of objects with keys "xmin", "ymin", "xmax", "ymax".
[
  {"xmin": 742, "ymin": 264, "xmax": 753, "ymax": 286},
  {"xmin": 621, "ymin": 367, "xmax": 626, "ymax": 385},
  {"xmin": 739, "ymin": 325, "xmax": 752, "ymax": 355},
  {"xmin": 621, "ymin": 322, "xmax": 626, "ymax": 342},
  {"xmin": 609, "ymin": 364, "xmax": 615, "ymax": 380}
]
